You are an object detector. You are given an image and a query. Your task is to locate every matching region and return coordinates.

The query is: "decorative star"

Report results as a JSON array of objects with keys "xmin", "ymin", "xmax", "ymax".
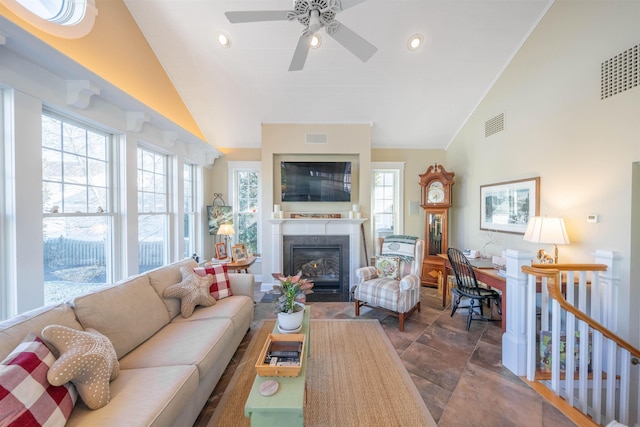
[
  {"xmin": 42, "ymin": 325, "xmax": 119, "ymax": 410},
  {"xmin": 163, "ymin": 266, "xmax": 216, "ymax": 317}
]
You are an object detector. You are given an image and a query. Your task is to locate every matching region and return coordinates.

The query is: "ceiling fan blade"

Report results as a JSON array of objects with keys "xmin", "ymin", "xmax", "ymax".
[
  {"xmin": 339, "ymin": 0, "xmax": 368, "ymax": 12},
  {"xmin": 327, "ymin": 21, "xmax": 377, "ymax": 62},
  {"xmin": 289, "ymin": 35, "xmax": 312, "ymax": 71},
  {"xmin": 225, "ymin": 10, "xmax": 290, "ymax": 23}
]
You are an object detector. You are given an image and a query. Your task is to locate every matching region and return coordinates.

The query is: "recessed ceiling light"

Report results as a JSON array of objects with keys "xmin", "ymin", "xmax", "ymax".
[
  {"xmin": 310, "ymin": 34, "xmax": 322, "ymax": 49},
  {"xmin": 217, "ymin": 32, "xmax": 231, "ymax": 48},
  {"xmin": 407, "ymin": 34, "xmax": 423, "ymax": 51}
]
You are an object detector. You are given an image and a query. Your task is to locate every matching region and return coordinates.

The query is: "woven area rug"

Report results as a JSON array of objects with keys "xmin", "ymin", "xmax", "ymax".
[{"xmin": 208, "ymin": 319, "xmax": 436, "ymax": 426}]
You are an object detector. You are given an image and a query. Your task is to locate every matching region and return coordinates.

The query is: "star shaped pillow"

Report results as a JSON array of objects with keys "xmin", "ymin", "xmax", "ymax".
[
  {"xmin": 163, "ymin": 266, "xmax": 216, "ymax": 318},
  {"xmin": 41, "ymin": 325, "xmax": 119, "ymax": 410}
]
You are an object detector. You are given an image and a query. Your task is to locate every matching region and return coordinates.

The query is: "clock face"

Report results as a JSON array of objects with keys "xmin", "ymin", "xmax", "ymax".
[{"xmin": 427, "ymin": 182, "xmax": 445, "ymax": 203}]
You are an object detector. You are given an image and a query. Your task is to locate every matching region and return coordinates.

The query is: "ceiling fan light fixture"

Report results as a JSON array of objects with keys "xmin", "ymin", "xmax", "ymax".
[
  {"xmin": 408, "ymin": 34, "xmax": 424, "ymax": 51},
  {"xmin": 217, "ymin": 32, "xmax": 231, "ymax": 48},
  {"xmin": 310, "ymin": 34, "xmax": 322, "ymax": 49}
]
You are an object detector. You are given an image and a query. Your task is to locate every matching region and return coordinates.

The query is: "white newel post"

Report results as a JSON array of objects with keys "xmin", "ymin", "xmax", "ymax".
[
  {"xmin": 592, "ymin": 249, "xmax": 621, "ymax": 332},
  {"xmin": 502, "ymin": 249, "xmax": 533, "ymax": 376}
]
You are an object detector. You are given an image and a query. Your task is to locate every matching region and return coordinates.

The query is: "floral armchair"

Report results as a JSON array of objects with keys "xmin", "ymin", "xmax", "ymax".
[{"xmin": 353, "ymin": 235, "xmax": 424, "ymax": 331}]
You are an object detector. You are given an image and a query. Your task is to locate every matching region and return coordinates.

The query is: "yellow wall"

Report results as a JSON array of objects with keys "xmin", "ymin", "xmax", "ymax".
[
  {"xmin": 446, "ymin": 0, "xmax": 640, "ymax": 342},
  {"xmin": 0, "ymin": 0, "xmax": 205, "ymax": 141}
]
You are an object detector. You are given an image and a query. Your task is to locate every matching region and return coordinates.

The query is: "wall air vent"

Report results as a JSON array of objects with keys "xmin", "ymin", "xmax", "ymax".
[
  {"xmin": 485, "ymin": 113, "xmax": 504, "ymax": 138},
  {"xmin": 601, "ymin": 44, "xmax": 639, "ymax": 100},
  {"xmin": 305, "ymin": 133, "xmax": 328, "ymax": 144}
]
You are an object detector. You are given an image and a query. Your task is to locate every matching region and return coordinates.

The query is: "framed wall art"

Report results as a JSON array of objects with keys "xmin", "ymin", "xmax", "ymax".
[
  {"xmin": 480, "ymin": 177, "xmax": 540, "ymax": 234},
  {"xmin": 207, "ymin": 205, "xmax": 233, "ymax": 235}
]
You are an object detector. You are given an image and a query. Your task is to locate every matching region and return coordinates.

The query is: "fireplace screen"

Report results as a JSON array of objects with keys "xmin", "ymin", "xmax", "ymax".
[{"xmin": 283, "ymin": 235, "xmax": 349, "ymax": 293}]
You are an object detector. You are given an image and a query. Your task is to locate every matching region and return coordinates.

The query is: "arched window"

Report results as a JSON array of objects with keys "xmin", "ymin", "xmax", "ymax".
[{"xmin": 2, "ymin": 0, "xmax": 97, "ymax": 38}]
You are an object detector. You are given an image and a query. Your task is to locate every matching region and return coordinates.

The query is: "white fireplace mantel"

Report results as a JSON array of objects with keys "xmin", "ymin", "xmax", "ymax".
[{"xmin": 267, "ymin": 218, "xmax": 367, "ymax": 291}]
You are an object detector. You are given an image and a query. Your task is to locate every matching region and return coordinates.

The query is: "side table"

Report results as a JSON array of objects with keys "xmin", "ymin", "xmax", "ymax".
[{"xmin": 244, "ymin": 306, "xmax": 310, "ymax": 426}]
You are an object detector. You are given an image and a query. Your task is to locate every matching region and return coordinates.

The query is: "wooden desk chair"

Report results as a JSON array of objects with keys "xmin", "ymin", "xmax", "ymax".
[{"xmin": 447, "ymin": 247, "xmax": 502, "ymax": 331}]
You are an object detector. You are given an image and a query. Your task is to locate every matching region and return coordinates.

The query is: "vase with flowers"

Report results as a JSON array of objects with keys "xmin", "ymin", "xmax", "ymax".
[{"xmin": 270, "ymin": 272, "xmax": 314, "ymax": 333}]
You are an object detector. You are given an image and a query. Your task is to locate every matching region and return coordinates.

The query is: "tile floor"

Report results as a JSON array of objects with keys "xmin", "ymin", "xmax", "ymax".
[{"xmin": 195, "ymin": 286, "xmax": 576, "ymax": 426}]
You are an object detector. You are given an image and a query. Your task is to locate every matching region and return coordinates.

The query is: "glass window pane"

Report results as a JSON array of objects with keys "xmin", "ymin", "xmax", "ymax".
[
  {"xmin": 42, "ymin": 116, "xmax": 61, "ymax": 149},
  {"xmin": 63, "ymin": 123, "xmax": 86, "ymax": 156},
  {"xmin": 87, "ymin": 159, "xmax": 106, "ymax": 188},
  {"xmin": 63, "ymin": 183, "xmax": 87, "ymax": 212},
  {"xmin": 138, "ymin": 214, "xmax": 166, "ymax": 273},
  {"xmin": 42, "ymin": 181, "xmax": 62, "ymax": 213},
  {"xmin": 87, "ymin": 131, "xmax": 106, "ymax": 160},
  {"xmin": 43, "ymin": 216, "xmax": 109, "ymax": 305},
  {"xmin": 42, "ymin": 148, "xmax": 62, "ymax": 181},
  {"xmin": 62, "ymin": 153, "xmax": 87, "ymax": 184}
]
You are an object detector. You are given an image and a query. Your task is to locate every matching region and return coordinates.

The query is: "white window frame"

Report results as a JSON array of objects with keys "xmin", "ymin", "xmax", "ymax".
[
  {"xmin": 371, "ymin": 162, "xmax": 405, "ymax": 244},
  {"xmin": 183, "ymin": 162, "xmax": 201, "ymax": 259},
  {"xmin": 41, "ymin": 111, "xmax": 117, "ymax": 304},
  {"xmin": 227, "ymin": 161, "xmax": 261, "ymax": 256},
  {"xmin": 137, "ymin": 145, "xmax": 171, "ymax": 272}
]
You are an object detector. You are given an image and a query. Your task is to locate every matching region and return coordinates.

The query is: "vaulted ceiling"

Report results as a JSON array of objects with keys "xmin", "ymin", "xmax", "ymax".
[{"xmin": 123, "ymin": 0, "xmax": 552, "ymax": 149}]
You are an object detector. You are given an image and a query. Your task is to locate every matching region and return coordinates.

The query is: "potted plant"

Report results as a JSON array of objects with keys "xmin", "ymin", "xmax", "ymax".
[{"xmin": 270, "ymin": 272, "xmax": 314, "ymax": 332}]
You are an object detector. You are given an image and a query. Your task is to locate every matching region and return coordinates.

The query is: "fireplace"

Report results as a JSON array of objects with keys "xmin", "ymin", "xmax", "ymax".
[
  {"xmin": 266, "ymin": 217, "xmax": 366, "ymax": 297},
  {"xmin": 283, "ymin": 235, "xmax": 349, "ymax": 293}
]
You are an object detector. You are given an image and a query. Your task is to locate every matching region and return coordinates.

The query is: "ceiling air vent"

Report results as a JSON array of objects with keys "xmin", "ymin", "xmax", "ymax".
[
  {"xmin": 305, "ymin": 133, "xmax": 328, "ymax": 144},
  {"xmin": 601, "ymin": 44, "xmax": 639, "ymax": 100},
  {"xmin": 485, "ymin": 113, "xmax": 504, "ymax": 138}
]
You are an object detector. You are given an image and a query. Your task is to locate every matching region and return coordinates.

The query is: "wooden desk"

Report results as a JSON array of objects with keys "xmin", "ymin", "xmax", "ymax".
[
  {"xmin": 438, "ymin": 254, "xmax": 506, "ymax": 332},
  {"xmin": 227, "ymin": 255, "xmax": 257, "ymax": 273}
]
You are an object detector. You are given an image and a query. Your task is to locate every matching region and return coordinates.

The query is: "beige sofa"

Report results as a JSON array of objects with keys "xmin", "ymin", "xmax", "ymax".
[{"xmin": 0, "ymin": 258, "xmax": 255, "ymax": 426}]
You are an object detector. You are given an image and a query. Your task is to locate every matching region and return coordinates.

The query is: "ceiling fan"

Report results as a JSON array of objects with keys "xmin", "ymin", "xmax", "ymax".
[{"xmin": 225, "ymin": 0, "xmax": 377, "ymax": 71}]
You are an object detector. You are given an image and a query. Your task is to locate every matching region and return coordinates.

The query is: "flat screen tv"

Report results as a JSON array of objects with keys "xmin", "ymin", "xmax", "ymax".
[{"xmin": 281, "ymin": 161, "xmax": 352, "ymax": 202}]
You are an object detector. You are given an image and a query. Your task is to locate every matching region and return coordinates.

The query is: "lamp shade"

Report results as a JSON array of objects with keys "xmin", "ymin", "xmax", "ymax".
[
  {"xmin": 217, "ymin": 223, "xmax": 235, "ymax": 236},
  {"xmin": 523, "ymin": 216, "xmax": 570, "ymax": 245}
]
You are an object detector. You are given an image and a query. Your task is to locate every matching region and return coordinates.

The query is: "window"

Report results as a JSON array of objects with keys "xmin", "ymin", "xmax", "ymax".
[
  {"xmin": 137, "ymin": 147, "xmax": 169, "ymax": 273},
  {"xmin": 16, "ymin": 0, "xmax": 85, "ymax": 25},
  {"xmin": 229, "ymin": 162, "xmax": 260, "ymax": 256},
  {"xmin": 371, "ymin": 163, "xmax": 404, "ymax": 243},
  {"xmin": 42, "ymin": 113, "xmax": 113, "ymax": 305},
  {"xmin": 4, "ymin": 0, "xmax": 97, "ymax": 38},
  {"xmin": 183, "ymin": 163, "xmax": 198, "ymax": 259}
]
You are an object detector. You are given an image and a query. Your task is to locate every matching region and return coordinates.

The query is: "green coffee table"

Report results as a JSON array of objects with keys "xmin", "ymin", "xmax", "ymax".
[{"xmin": 244, "ymin": 306, "xmax": 310, "ymax": 426}]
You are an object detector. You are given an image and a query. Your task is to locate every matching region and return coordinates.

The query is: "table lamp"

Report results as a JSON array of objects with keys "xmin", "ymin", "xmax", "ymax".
[
  {"xmin": 523, "ymin": 216, "xmax": 570, "ymax": 263},
  {"xmin": 217, "ymin": 223, "xmax": 235, "ymax": 260}
]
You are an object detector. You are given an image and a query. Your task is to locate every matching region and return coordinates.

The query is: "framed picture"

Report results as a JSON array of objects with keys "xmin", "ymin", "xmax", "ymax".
[
  {"xmin": 480, "ymin": 177, "xmax": 540, "ymax": 234},
  {"xmin": 232, "ymin": 244, "xmax": 248, "ymax": 262},
  {"xmin": 215, "ymin": 242, "xmax": 228, "ymax": 260},
  {"xmin": 207, "ymin": 205, "xmax": 233, "ymax": 235}
]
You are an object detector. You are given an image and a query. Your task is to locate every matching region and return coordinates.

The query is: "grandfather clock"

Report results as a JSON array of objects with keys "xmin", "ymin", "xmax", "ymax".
[{"xmin": 419, "ymin": 164, "xmax": 455, "ymax": 287}]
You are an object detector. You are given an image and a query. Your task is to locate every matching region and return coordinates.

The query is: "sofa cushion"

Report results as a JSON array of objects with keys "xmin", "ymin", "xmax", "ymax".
[
  {"xmin": 72, "ymin": 275, "xmax": 170, "ymax": 359},
  {"xmin": 42, "ymin": 325, "xmax": 119, "ymax": 410},
  {"xmin": 171, "ymin": 296, "xmax": 254, "ymax": 337},
  {"xmin": 163, "ymin": 266, "xmax": 216, "ymax": 318},
  {"xmin": 0, "ymin": 334, "xmax": 77, "ymax": 426},
  {"xmin": 0, "ymin": 304, "xmax": 82, "ymax": 361},
  {"xmin": 66, "ymin": 365, "xmax": 198, "ymax": 427},
  {"xmin": 194, "ymin": 264, "xmax": 233, "ymax": 299},
  {"xmin": 146, "ymin": 259, "xmax": 199, "ymax": 319},
  {"xmin": 118, "ymin": 318, "xmax": 234, "ymax": 379}
]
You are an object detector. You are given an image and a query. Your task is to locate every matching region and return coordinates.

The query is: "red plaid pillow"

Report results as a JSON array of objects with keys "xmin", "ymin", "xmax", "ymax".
[
  {"xmin": 0, "ymin": 334, "xmax": 77, "ymax": 426},
  {"xmin": 194, "ymin": 264, "xmax": 233, "ymax": 299}
]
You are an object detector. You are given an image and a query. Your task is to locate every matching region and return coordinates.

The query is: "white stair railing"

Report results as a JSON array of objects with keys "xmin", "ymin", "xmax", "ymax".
[{"xmin": 522, "ymin": 265, "xmax": 640, "ymax": 426}]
